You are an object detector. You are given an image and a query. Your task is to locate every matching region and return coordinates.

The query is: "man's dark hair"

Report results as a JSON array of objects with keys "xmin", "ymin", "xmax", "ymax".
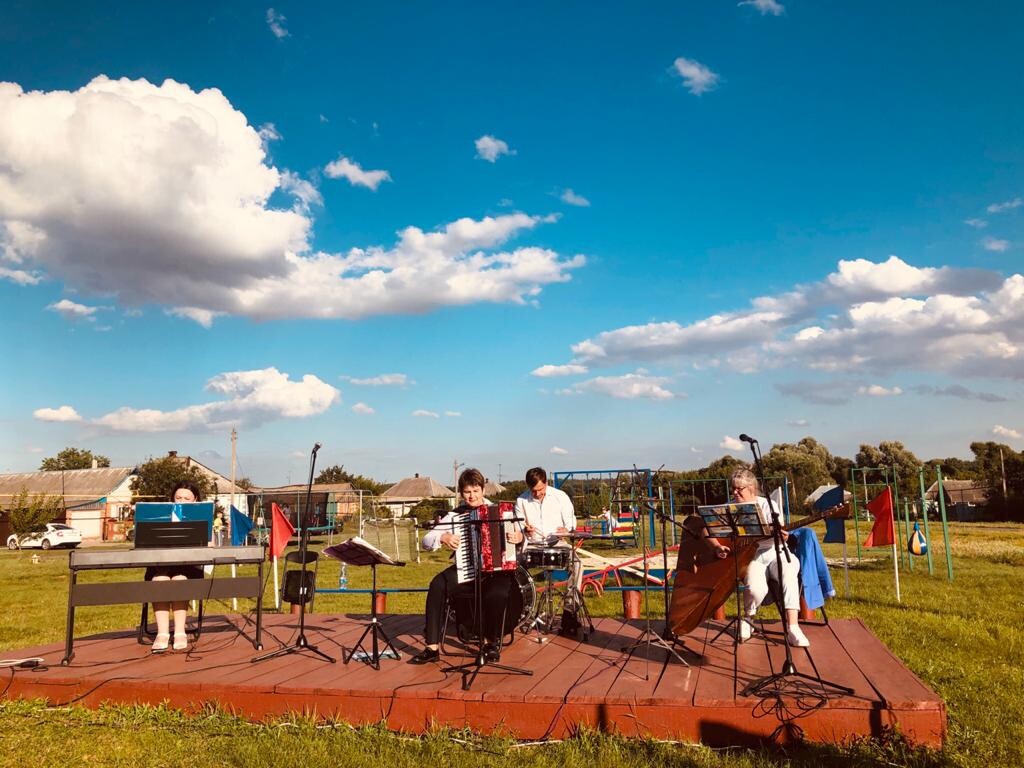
[
  {"xmin": 457, "ymin": 467, "xmax": 486, "ymax": 493},
  {"xmin": 525, "ymin": 467, "xmax": 547, "ymax": 488}
]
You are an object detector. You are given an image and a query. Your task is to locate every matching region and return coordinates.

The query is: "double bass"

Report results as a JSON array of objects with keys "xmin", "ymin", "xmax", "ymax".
[{"xmin": 667, "ymin": 503, "xmax": 849, "ymax": 637}]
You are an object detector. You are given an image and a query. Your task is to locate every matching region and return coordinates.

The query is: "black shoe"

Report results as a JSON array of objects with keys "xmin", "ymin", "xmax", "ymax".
[
  {"xmin": 408, "ymin": 647, "xmax": 440, "ymax": 665},
  {"xmin": 482, "ymin": 643, "xmax": 501, "ymax": 663}
]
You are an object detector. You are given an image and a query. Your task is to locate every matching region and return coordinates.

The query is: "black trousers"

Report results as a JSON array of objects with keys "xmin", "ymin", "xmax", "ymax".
[{"xmin": 423, "ymin": 566, "xmax": 514, "ymax": 646}]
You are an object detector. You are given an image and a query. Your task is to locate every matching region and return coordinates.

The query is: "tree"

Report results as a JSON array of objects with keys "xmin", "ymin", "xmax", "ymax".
[
  {"xmin": 761, "ymin": 441, "xmax": 833, "ymax": 510},
  {"xmin": 40, "ymin": 447, "xmax": 110, "ymax": 471},
  {"xmin": 969, "ymin": 442, "xmax": 1024, "ymax": 520},
  {"xmin": 235, "ymin": 477, "xmax": 255, "ymax": 491},
  {"xmin": 854, "ymin": 440, "xmax": 922, "ymax": 504},
  {"xmin": 5, "ymin": 487, "xmax": 61, "ymax": 545},
  {"xmin": 130, "ymin": 456, "xmax": 214, "ymax": 502},
  {"xmin": 314, "ymin": 464, "xmax": 387, "ymax": 495}
]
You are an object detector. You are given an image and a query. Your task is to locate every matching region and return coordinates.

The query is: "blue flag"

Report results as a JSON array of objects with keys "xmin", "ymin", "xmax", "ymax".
[
  {"xmin": 813, "ymin": 485, "xmax": 845, "ymax": 512},
  {"xmin": 230, "ymin": 505, "xmax": 254, "ymax": 546},
  {"xmin": 823, "ymin": 517, "xmax": 847, "ymax": 544}
]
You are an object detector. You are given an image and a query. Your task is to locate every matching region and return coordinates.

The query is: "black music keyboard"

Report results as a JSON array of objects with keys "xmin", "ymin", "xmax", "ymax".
[
  {"xmin": 62, "ymin": 545, "xmax": 266, "ymax": 664},
  {"xmin": 69, "ymin": 545, "xmax": 265, "ymax": 570}
]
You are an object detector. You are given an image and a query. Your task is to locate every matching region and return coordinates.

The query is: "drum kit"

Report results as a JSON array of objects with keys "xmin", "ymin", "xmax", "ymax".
[{"xmin": 513, "ymin": 531, "xmax": 595, "ymax": 641}]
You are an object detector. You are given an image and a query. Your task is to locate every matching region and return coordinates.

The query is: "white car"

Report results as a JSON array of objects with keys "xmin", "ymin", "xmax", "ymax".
[{"xmin": 6, "ymin": 523, "xmax": 83, "ymax": 550}]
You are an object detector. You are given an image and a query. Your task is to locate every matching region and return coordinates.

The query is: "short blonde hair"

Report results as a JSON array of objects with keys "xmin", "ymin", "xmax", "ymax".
[{"xmin": 730, "ymin": 468, "xmax": 759, "ymax": 493}]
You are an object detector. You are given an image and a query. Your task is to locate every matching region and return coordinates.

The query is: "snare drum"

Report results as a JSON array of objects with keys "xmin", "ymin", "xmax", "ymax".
[{"xmin": 520, "ymin": 546, "xmax": 571, "ymax": 570}]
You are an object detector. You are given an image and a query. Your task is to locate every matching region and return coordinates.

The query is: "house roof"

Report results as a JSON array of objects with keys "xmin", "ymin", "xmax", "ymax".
[
  {"xmin": 924, "ymin": 480, "xmax": 988, "ymax": 504},
  {"xmin": 0, "ymin": 467, "xmax": 134, "ymax": 506},
  {"xmin": 484, "ymin": 480, "xmax": 506, "ymax": 495},
  {"xmin": 258, "ymin": 482, "xmax": 356, "ymax": 494},
  {"xmin": 381, "ymin": 474, "xmax": 456, "ymax": 501},
  {"xmin": 164, "ymin": 452, "xmax": 246, "ymax": 496}
]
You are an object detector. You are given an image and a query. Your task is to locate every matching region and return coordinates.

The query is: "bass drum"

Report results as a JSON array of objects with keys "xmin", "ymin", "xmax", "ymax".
[{"xmin": 454, "ymin": 565, "xmax": 536, "ymax": 640}]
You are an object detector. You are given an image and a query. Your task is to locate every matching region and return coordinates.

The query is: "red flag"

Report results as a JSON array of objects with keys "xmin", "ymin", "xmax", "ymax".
[
  {"xmin": 270, "ymin": 502, "xmax": 295, "ymax": 558},
  {"xmin": 864, "ymin": 487, "xmax": 895, "ymax": 547}
]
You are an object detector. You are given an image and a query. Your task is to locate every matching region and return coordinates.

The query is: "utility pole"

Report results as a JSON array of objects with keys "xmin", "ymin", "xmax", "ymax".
[
  {"xmin": 498, "ymin": 463, "xmax": 502, "ymax": 485},
  {"xmin": 229, "ymin": 428, "xmax": 238, "ymax": 607}
]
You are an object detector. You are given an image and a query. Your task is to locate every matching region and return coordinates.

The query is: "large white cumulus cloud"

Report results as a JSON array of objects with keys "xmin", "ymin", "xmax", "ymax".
[
  {"xmin": 0, "ymin": 77, "xmax": 584, "ymax": 323},
  {"xmin": 0, "ymin": 76, "xmax": 311, "ymax": 306}
]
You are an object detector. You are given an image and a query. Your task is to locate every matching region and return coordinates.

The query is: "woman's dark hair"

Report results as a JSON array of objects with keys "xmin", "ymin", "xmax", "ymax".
[
  {"xmin": 171, "ymin": 480, "xmax": 204, "ymax": 502},
  {"xmin": 457, "ymin": 467, "xmax": 486, "ymax": 493},
  {"xmin": 525, "ymin": 467, "xmax": 547, "ymax": 488}
]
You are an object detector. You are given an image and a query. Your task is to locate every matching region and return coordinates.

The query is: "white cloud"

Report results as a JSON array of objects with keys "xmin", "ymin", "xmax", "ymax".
[
  {"xmin": 987, "ymin": 198, "xmax": 1023, "ymax": 214},
  {"xmin": 965, "ymin": 218, "xmax": 988, "ymax": 229},
  {"xmin": 549, "ymin": 446, "xmax": 569, "ymax": 455},
  {"xmin": 257, "ymin": 122, "xmax": 282, "ymax": 145},
  {"xmin": 88, "ymin": 367, "xmax": 338, "ymax": 432},
  {"xmin": 558, "ymin": 371, "xmax": 679, "ymax": 400},
  {"xmin": 556, "ymin": 256, "xmax": 1023, "ymax": 381},
  {"xmin": 560, "ymin": 189, "xmax": 590, "ymax": 207},
  {"xmin": 857, "ymin": 384, "xmax": 903, "ymax": 397},
  {"xmin": 351, "ymin": 402, "xmax": 375, "ymax": 415},
  {"xmin": 412, "ymin": 409, "xmax": 439, "ymax": 418},
  {"xmin": 47, "ymin": 298, "xmax": 101, "ymax": 321},
  {"xmin": 266, "ymin": 8, "xmax": 289, "ymax": 38},
  {"xmin": 165, "ymin": 306, "xmax": 223, "ymax": 328},
  {"xmin": 982, "ymin": 237, "xmax": 1010, "ymax": 252},
  {"xmin": 475, "ymin": 135, "xmax": 515, "ymax": 162},
  {"xmin": 531, "ymin": 363, "xmax": 588, "ymax": 377},
  {"xmin": 323, "ymin": 155, "xmax": 391, "ymax": 190},
  {"xmin": 993, "ymin": 425, "xmax": 1022, "ymax": 440},
  {"xmin": 279, "ymin": 171, "xmax": 322, "ymax": 212},
  {"xmin": 739, "ymin": 0, "xmax": 784, "ymax": 15},
  {"xmin": 0, "ymin": 78, "xmax": 585, "ymax": 323},
  {"xmin": 689, "ymin": 446, "xmax": 703, "ymax": 453},
  {"xmin": 33, "ymin": 405, "xmax": 82, "ymax": 422},
  {"xmin": 787, "ymin": 418, "xmax": 810, "ymax": 427},
  {"xmin": 720, "ymin": 436, "xmax": 744, "ymax": 451},
  {"xmin": 444, "ymin": 410, "xmax": 462, "ymax": 417},
  {"xmin": 671, "ymin": 57, "xmax": 720, "ymax": 95},
  {"xmin": 341, "ymin": 373, "xmax": 413, "ymax": 387}
]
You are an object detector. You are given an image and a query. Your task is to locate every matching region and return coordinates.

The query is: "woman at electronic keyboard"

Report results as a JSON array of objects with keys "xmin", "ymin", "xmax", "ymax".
[
  {"xmin": 409, "ymin": 467, "xmax": 524, "ymax": 665},
  {"xmin": 146, "ymin": 481, "xmax": 205, "ymax": 653}
]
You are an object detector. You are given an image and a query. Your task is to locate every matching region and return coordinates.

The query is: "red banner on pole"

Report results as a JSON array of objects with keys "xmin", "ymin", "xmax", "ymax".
[
  {"xmin": 864, "ymin": 487, "xmax": 895, "ymax": 547},
  {"xmin": 270, "ymin": 502, "xmax": 295, "ymax": 558}
]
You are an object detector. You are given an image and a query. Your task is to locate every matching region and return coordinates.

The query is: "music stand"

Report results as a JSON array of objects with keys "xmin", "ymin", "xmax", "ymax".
[
  {"xmin": 325, "ymin": 537, "xmax": 404, "ymax": 669},
  {"xmin": 699, "ymin": 503, "xmax": 766, "ymax": 646}
]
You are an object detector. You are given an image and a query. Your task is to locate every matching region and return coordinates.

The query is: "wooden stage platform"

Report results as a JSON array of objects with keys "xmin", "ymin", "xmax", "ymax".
[{"xmin": 3, "ymin": 613, "xmax": 945, "ymax": 748}]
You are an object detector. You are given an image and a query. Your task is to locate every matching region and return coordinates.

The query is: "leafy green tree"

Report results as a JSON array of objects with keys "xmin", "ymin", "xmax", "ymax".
[
  {"xmin": 40, "ymin": 447, "xmax": 111, "ymax": 471},
  {"xmin": 969, "ymin": 442, "xmax": 1024, "ymax": 520},
  {"xmin": 235, "ymin": 477, "xmax": 255, "ymax": 491},
  {"xmin": 130, "ymin": 456, "xmax": 214, "ymax": 502},
  {"xmin": 854, "ymin": 440, "xmax": 922, "ymax": 501},
  {"xmin": 5, "ymin": 488, "xmax": 62, "ymax": 545},
  {"xmin": 314, "ymin": 464, "xmax": 387, "ymax": 495},
  {"xmin": 762, "ymin": 441, "xmax": 833, "ymax": 510}
]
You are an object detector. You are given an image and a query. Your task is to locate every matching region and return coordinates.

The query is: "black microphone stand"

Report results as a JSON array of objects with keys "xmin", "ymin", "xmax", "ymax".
[
  {"xmin": 252, "ymin": 442, "xmax": 336, "ymax": 664},
  {"xmin": 739, "ymin": 436, "xmax": 850, "ymax": 697}
]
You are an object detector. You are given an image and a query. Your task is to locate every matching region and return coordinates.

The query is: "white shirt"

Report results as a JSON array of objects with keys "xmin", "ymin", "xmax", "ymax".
[{"xmin": 515, "ymin": 485, "xmax": 576, "ymax": 545}]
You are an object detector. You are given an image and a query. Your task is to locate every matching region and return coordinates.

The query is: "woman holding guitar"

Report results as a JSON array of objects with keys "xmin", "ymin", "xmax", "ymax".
[{"xmin": 713, "ymin": 468, "xmax": 810, "ymax": 648}]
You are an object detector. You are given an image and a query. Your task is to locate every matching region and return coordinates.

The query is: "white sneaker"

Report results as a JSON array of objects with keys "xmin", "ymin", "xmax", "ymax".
[
  {"xmin": 737, "ymin": 617, "xmax": 753, "ymax": 642},
  {"xmin": 787, "ymin": 625, "xmax": 810, "ymax": 648}
]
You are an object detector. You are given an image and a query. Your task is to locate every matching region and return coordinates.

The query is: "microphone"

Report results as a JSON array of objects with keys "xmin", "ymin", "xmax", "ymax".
[
  {"xmin": 739, "ymin": 433, "xmax": 758, "ymax": 444},
  {"xmin": 312, "ymin": 442, "xmax": 322, "ymax": 453}
]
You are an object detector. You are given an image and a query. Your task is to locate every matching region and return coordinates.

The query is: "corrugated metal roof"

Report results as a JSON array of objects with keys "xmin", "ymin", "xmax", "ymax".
[
  {"xmin": 0, "ymin": 467, "xmax": 133, "ymax": 502},
  {"xmin": 258, "ymin": 482, "xmax": 356, "ymax": 494},
  {"xmin": 924, "ymin": 480, "xmax": 988, "ymax": 504},
  {"xmin": 381, "ymin": 475, "xmax": 455, "ymax": 500}
]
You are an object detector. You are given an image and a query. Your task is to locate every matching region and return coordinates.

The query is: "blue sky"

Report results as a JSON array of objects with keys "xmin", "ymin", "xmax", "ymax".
[{"xmin": 1, "ymin": 1, "xmax": 1022, "ymax": 485}]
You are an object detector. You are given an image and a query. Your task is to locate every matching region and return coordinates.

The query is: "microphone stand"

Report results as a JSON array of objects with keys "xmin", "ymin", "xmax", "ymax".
[
  {"xmin": 252, "ymin": 443, "xmax": 336, "ymax": 664},
  {"xmin": 739, "ymin": 436, "xmax": 850, "ymax": 697}
]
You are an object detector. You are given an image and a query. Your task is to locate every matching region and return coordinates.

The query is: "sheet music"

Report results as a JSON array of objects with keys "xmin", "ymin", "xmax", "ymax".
[{"xmin": 323, "ymin": 536, "xmax": 400, "ymax": 566}]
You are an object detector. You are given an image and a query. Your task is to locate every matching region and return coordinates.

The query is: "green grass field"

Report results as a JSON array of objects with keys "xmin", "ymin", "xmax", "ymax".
[{"xmin": 1, "ymin": 522, "xmax": 1021, "ymax": 768}]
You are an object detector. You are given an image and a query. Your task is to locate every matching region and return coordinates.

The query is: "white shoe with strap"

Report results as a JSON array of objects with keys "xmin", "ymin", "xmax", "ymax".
[{"xmin": 787, "ymin": 625, "xmax": 810, "ymax": 647}]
